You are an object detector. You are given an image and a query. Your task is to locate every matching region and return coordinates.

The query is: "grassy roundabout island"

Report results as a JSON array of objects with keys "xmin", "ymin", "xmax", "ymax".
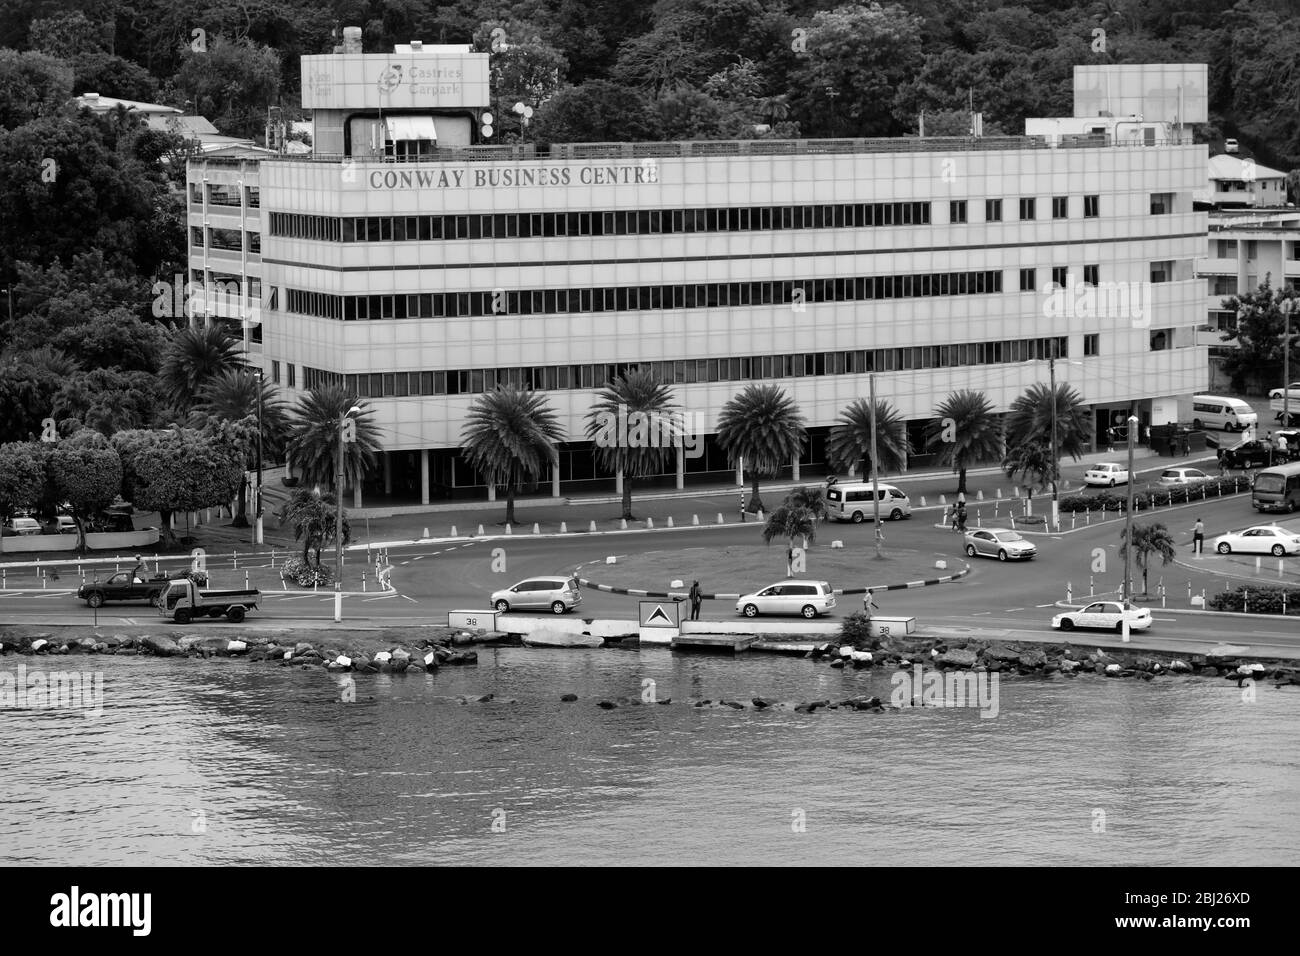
[{"xmin": 580, "ymin": 543, "xmax": 953, "ymax": 596}]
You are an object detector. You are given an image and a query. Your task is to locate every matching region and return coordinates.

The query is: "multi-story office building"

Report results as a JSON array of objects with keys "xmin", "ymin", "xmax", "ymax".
[{"xmin": 187, "ymin": 50, "xmax": 1209, "ymax": 505}]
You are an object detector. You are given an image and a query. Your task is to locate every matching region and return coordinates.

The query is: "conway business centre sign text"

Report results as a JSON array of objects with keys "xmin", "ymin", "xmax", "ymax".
[{"xmin": 366, "ymin": 163, "xmax": 660, "ymax": 190}]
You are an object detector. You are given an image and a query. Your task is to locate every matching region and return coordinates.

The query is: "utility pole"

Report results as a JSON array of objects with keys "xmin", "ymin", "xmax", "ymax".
[
  {"xmin": 869, "ymin": 372, "xmax": 883, "ymax": 559},
  {"xmin": 335, "ymin": 405, "xmax": 360, "ymax": 622},
  {"xmin": 1049, "ymin": 353, "xmax": 1059, "ymax": 532},
  {"xmin": 253, "ymin": 368, "xmax": 264, "ymax": 547},
  {"xmin": 1122, "ymin": 414, "xmax": 1137, "ymax": 604},
  {"xmin": 1282, "ymin": 297, "xmax": 1296, "ymax": 428}
]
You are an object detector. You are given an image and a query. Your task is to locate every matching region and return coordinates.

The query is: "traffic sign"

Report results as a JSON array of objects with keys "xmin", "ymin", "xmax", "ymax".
[{"xmin": 639, "ymin": 601, "xmax": 680, "ymax": 628}]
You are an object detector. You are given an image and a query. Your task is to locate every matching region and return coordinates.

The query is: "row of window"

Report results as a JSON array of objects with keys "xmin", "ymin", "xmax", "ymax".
[
  {"xmin": 194, "ymin": 227, "xmax": 261, "ymax": 254},
  {"xmin": 296, "ymin": 336, "xmax": 1072, "ymax": 397},
  {"xmin": 285, "ymin": 270, "xmax": 1005, "ymax": 321},
  {"xmin": 269, "ymin": 202, "xmax": 936, "ymax": 243}
]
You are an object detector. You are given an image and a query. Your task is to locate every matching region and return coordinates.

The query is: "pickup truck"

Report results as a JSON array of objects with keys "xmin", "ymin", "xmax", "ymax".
[
  {"xmin": 1219, "ymin": 440, "xmax": 1282, "ymax": 469},
  {"xmin": 79, "ymin": 571, "xmax": 177, "ymax": 608},
  {"xmin": 159, "ymin": 578, "xmax": 260, "ymax": 624}
]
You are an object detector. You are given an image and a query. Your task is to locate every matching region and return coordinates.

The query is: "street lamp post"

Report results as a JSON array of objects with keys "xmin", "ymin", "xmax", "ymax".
[
  {"xmin": 1122, "ymin": 414, "xmax": 1138, "ymax": 603},
  {"xmin": 253, "ymin": 368, "xmax": 264, "ymax": 547},
  {"xmin": 335, "ymin": 405, "xmax": 361, "ymax": 622},
  {"xmin": 869, "ymin": 372, "xmax": 883, "ymax": 558},
  {"xmin": 1049, "ymin": 355, "xmax": 1059, "ymax": 531},
  {"xmin": 1281, "ymin": 298, "xmax": 1297, "ymax": 428}
]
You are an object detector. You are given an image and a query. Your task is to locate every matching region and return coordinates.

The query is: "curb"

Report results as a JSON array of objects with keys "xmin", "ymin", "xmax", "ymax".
[{"xmin": 575, "ymin": 561, "xmax": 971, "ymax": 601}]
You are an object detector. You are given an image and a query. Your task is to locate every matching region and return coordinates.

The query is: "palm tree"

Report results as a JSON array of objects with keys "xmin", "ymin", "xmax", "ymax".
[
  {"xmin": 928, "ymin": 390, "xmax": 1005, "ymax": 495},
  {"xmin": 158, "ymin": 324, "xmax": 245, "ymax": 411},
  {"xmin": 715, "ymin": 384, "xmax": 806, "ymax": 514},
  {"xmin": 285, "ymin": 386, "xmax": 382, "ymax": 496},
  {"xmin": 1002, "ymin": 439, "xmax": 1053, "ymax": 515},
  {"xmin": 825, "ymin": 398, "xmax": 910, "ymax": 480},
  {"xmin": 194, "ymin": 369, "xmax": 291, "ymax": 527},
  {"xmin": 585, "ymin": 368, "xmax": 678, "ymax": 520},
  {"xmin": 762, "ymin": 503, "xmax": 818, "ymax": 576},
  {"xmin": 1119, "ymin": 522, "xmax": 1177, "ymax": 596},
  {"xmin": 279, "ymin": 486, "xmax": 350, "ymax": 569},
  {"xmin": 461, "ymin": 385, "xmax": 565, "ymax": 525},
  {"xmin": 1004, "ymin": 382, "xmax": 1093, "ymax": 492}
]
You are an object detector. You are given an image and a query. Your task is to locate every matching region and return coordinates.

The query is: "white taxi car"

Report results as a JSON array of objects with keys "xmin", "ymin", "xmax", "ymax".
[
  {"xmin": 1213, "ymin": 525, "xmax": 1300, "ymax": 556},
  {"xmin": 735, "ymin": 580, "xmax": 836, "ymax": 619},
  {"xmin": 1052, "ymin": 601, "xmax": 1152, "ymax": 633},
  {"xmin": 1084, "ymin": 462, "xmax": 1130, "ymax": 487}
]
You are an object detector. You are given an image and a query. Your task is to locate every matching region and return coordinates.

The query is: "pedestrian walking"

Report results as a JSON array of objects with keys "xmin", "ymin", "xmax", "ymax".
[
  {"xmin": 955, "ymin": 503, "xmax": 967, "ymax": 533},
  {"xmin": 1192, "ymin": 517, "xmax": 1204, "ymax": 555},
  {"xmin": 688, "ymin": 580, "xmax": 702, "ymax": 621},
  {"xmin": 131, "ymin": 554, "xmax": 147, "ymax": 582},
  {"xmin": 863, "ymin": 590, "xmax": 877, "ymax": 630},
  {"xmin": 946, "ymin": 503, "xmax": 957, "ymax": 530}
]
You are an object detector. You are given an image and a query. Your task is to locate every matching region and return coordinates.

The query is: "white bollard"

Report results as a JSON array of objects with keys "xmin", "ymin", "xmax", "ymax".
[
  {"xmin": 620, "ymin": 519, "xmax": 628, "ymax": 530},
  {"xmin": 1066, "ymin": 582, "xmax": 1072, "ymax": 602},
  {"xmin": 245, "ymin": 571, "xmax": 249, "ymax": 589},
  {"xmin": 646, "ymin": 517, "xmax": 654, "ymax": 529},
  {"xmin": 939, "ymin": 494, "xmax": 947, "ymax": 506},
  {"xmin": 423, "ymin": 527, "xmax": 430, "ymax": 539},
  {"xmin": 589, "ymin": 521, "xmax": 597, "ymax": 533},
  {"xmin": 692, "ymin": 514, "xmax": 700, "ymax": 526},
  {"xmin": 1012, "ymin": 487, "xmax": 1020, "ymax": 498},
  {"xmin": 533, "ymin": 523, "xmax": 540, "ymax": 534},
  {"xmin": 717, "ymin": 513, "xmax": 724, "ymax": 524},
  {"xmin": 478, "ymin": 524, "xmax": 485, "ymax": 536},
  {"xmin": 666, "ymin": 516, "xmax": 674, "ymax": 527},
  {"xmin": 920, "ymin": 496, "xmax": 926, "ymax": 507},
  {"xmin": 976, "ymin": 490, "xmax": 984, "ymax": 501},
  {"xmin": 233, "ymin": 551, "xmax": 238, "ymax": 569},
  {"xmin": 450, "ymin": 526, "xmax": 457, "ymax": 537},
  {"xmin": 560, "ymin": 522, "xmax": 567, "ymax": 533},
  {"xmin": 506, "ymin": 524, "xmax": 512, "ymax": 535},
  {"xmin": 830, "ymin": 540, "xmax": 843, "ymax": 549},
  {"xmin": 757, "ymin": 509, "xmax": 764, "ymax": 521},
  {"xmin": 996, "ymin": 489, "xmax": 1003, "ymax": 499}
]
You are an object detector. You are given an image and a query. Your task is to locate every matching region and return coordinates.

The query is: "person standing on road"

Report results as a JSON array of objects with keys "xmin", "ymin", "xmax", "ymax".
[
  {"xmin": 955, "ymin": 502, "xmax": 967, "ymax": 533},
  {"xmin": 688, "ymin": 580, "xmax": 702, "ymax": 621},
  {"xmin": 1192, "ymin": 517, "xmax": 1205, "ymax": 555},
  {"xmin": 131, "ymin": 554, "xmax": 148, "ymax": 582}
]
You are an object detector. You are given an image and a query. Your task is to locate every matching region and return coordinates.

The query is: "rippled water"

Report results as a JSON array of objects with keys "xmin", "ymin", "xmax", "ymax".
[{"xmin": 2, "ymin": 649, "xmax": 1297, "ymax": 865}]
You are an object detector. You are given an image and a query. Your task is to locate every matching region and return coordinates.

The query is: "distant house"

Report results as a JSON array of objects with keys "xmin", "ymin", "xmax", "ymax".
[
  {"xmin": 1195, "ymin": 154, "xmax": 1288, "ymax": 209},
  {"xmin": 73, "ymin": 92, "xmax": 272, "ymax": 158}
]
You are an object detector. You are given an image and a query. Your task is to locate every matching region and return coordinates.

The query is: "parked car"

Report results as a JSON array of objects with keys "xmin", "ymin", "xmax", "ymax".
[
  {"xmin": 3, "ymin": 517, "xmax": 42, "ymax": 536},
  {"xmin": 1084, "ymin": 462, "xmax": 1129, "ymax": 487},
  {"xmin": 1212, "ymin": 525, "xmax": 1300, "ymax": 556},
  {"xmin": 1218, "ymin": 441, "xmax": 1278, "ymax": 470},
  {"xmin": 1052, "ymin": 601, "xmax": 1152, "ymax": 633},
  {"xmin": 54, "ymin": 515, "xmax": 77, "ymax": 534},
  {"xmin": 1268, "ymin": 382, "xmax": 1300, "ymax": 402},
  {"xmin": 735, "ymin": 580, "xmax": 836, "ymax": 618},
  {"xmin": 490, "ymin": 576, "xmax": 583, "ymax": 614},
  {"xmin": 78, "ymin": 571, "xmax": 177, "ymax": 608},
  {"xmin": 1157, "ymin": 467, "xmax": 1211, "ymax": 487},
  {"xmin": 963, "ymin": 528, "xmax": 1037, "ymax": 561}
]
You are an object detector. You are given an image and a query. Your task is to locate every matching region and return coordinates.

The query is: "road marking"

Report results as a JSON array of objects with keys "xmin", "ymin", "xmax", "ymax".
[
  {"xmin": 401, "ymin": 595, "xmax": 419, "ymax": 604},
  {"xmin": 363, "ymin": 594, "xmax": 396, "ymax": 602},
  {"xmin": 1035, "ymin": 603, "xmax": 1055, "ymax": 607},
  {"xmin": 121, "ymin": 618, "xmax": 136, "ymax": 625},
  {"xmin": 1005, "ymin": 607, "xmax": 1025, "ymax": 611},
  {"xmin": 972, "ymin": 611, "xmax": 991, "ymax": 616}
]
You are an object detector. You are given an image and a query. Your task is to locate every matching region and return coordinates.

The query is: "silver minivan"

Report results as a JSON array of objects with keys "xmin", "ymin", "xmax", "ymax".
[
  {"xmin": 826, "ymin": 482, "xmax": 912, "ymax": 522},
  {"xmin": 1191, "ymin": 395, "xmax": 1258, "ymax": 432},
  {"xmin": 491, "ymin": 576, "xmax": 583, "ymax": 614}
]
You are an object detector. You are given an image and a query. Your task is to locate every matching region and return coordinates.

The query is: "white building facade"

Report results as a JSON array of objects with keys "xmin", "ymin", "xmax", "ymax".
[{"xmin": 186, "ymin": 53, "xmax": 1209, "ymax": 505}]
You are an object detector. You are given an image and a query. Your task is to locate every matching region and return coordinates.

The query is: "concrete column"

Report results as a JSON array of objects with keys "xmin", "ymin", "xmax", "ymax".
[
  {"xmin": 383, "ymin": 451, "xmax": 392, "ymax": 495},
  {"xmin": 352, "ymin": 482, "xmax": 361, "ymax": 509},
  {"xmin": 675, "ymin": 445, "xmax": 685, "ymax": 490},
  {"xmin": 1237, "ymin": 239, "xmax": 1248, "ymax": 295},
  {"xmin": 736, "ymin": 457, "xmax": 744, "ymax": 487},
  {"xmin": 488, "ymin": 484, "xmax": 497, "ymax": 502},
  {"xmin": 552, "ymin": 463, "xmax": 560, "ymax": 497},
  {"xmin": 615, "ymin": 467, "xmax": 624, "ymax": 495},
  {"xmin": 792, "ymin": 454, "xmax": 801, "ymax": 482},
  {"xmin": 420, "ymin": 449, "xmax": 430, "ymax": 505}
]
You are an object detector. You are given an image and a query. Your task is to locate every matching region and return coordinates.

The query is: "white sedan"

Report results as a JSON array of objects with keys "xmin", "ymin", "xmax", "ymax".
[
  {"xmin": 1084, "ymin": 462, "xmax": 1129, "ymax": 487},
  {"xmin": 1052, "ymin": 601, "xmax": 1152, "ymax": 633},
  {"xmin": 1157, "ymin": 467, "xmax": 1211, "ymax": 487},
  {"xmin": 1213, "ymin": 525, "xmax": 1300, "ymax": 557},
  {"xmin": 1267, "ymin": 382, "xmax": 1300, "ymax": 401}
]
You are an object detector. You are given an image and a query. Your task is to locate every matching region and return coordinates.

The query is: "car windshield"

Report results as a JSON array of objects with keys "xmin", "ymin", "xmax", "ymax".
[
  {"xmin": 1254, "ymin": 475, "xmax": 1284, "ymax": 494},
  {"xmin": 994, "ymin": 532, "xmax": 1024, "ymax": 542}
]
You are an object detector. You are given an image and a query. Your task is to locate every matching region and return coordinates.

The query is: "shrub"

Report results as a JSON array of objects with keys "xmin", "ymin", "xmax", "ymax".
[
  {"xmin": 838, "ymin": 610, "xmax": 876, "ymax": 648},
  {"xmin": 280, "ymin": 556, "xmax": 332, "ymax": 587},
  {"xmin": 281, "ymin": 476, "xmax": 300, "ymax": 487},
  {"xmin": 1208, "ymin": 585, "xmax": 1300, "ymax": 615},
  {"xmin": 1059, "ymin": 476, "xmax": 1248, "ymax": 514}
]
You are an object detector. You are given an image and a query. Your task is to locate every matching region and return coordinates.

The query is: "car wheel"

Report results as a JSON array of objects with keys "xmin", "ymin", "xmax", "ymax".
[
  {"xmin": 965, "ymin": 544, "xmax": 977, "ymax": 557},
  {"xmin": 551, "ymin": 601, "xmax": 567, "ymax": 615},
  {"xmin": 890, "ymin": 508, "xmax": 904, "ymax": 521},
  {"xmin": 997, "ymin": 550, "xmax": 1008, "ymax": 562},
  {"xmin": 742, "ymin": 603, "xmax": 759, "ymax": 618},
  {"xmin": 1288, "ymin": 501, "xmax": 1296, "ymax": 513},
  {"xmin": 1272, "ymin": 545, "xmax": 1286, "ymax": 557},
  {"xmin": 800, "ymin": 604, "xmax": 817, "ymax": 619},
  {"xmin": 86, "ymin": 592, "xmax": 104, "ymax": 608},
  {"xmin": 851, "ymin": 511, "xmax": 864, "ymax": 524},
  {"xmin": 1114, "ymin": 621, "xmax": 1126, "ymax": 634},
  {"xmin": 1217, "ymin": 542, "xmax": 1231, "ymax": 554},
  {"xmin": 174, "ymin": 609, "xmax": 191, "ymax": 625},
  {"xmin": 149, "ymin": 591, "xmax": 163, "ymax": 608},
  {"xmin": 1109, "ymin": 479, "xmax": 1116, "ymax": 488},
  {"xmin": 226, "ymin": 605, "xmax": 245, "ymax": 623},
  {"xmin": 1059, "ymin": 618, "xmax": 1074, "ymax": 631},
  {"xmin": 494, "ymin": 599, "xmax": 510, "ymax": 613}
]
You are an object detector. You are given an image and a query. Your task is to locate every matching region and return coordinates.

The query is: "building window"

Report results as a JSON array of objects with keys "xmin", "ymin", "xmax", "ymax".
[
  {"xmin": 1150, "ymin": 260, "xmax": 1172, "ymax": 283},
  {"xmin": 1083, "ymin": 264, "xmax": 1099, "ymax": 286},
  {"xmin": 1019, "ymin": 268, "xmax": 1036, "ymax": 291},
  {"xmin": 1052, "ymin": 196, "xmax": 1068, "ymax": 219},
  {"xmin": 287, "ymin": 364, "xmax": 296, "ymax": 388},
  {"xmin": 985, "ymin": 199, "xmax": 1002, "ymax": 222},
  {"xmin": 271, "ymin": 360, "xmax": 281, "ymax": 384},
  {"xmin": 1052, "ymin": 266, "xmax": 1068, "ymax": 288},
  {"xmin": 1083, "ymin": 195, "xmax": 1099, "ymax": 218},
  {"xmin": 949, "ymin": 200, "xmax": 967, "ymax": 224},
  {"xmin": 1084, "ymin": 334, "xmax": 1099, "ymax": 356},
  {"xmin": 1150, "ymin": 329, "xmax": 1170, "ymax": 351},
  {"xmin": 1150, "ymin": 192, "xmax": 1174, "ymax": 215},
  {"xmin": 1019, "ymin": 198, "xmax": 1036, "ymax": 220}
]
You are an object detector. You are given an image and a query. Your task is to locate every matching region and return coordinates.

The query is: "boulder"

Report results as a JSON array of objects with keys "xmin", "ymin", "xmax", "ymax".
[
  {"xmin": 1105, "ymin": 663, "xmax": 1123, "ymax": 675},
  {"xmin": 141, "ymin": 634, "xmax": 181, "ymax": 657},
  {"xmin": 597, "ymin": 700, "xmax": 618, "ymax": 709},
  {"xmin": 1017, "ymin": 648, "xmax": 1047, "ymax": 668},
  {"xmin": 195, "ymin": 636, "xmax": 229, "ymax": 653},
  {"xmin": 828, "ymin": 658, "xmax": 846, "ymax": 669},
  {"xmin": 226, "ymin": 640, "xmax": 247, "ymax": 655},
  {"xmin": 177, "ymin": 635, "xmax": 206, "ymax": 652},
  {"xmin": 1059, "ymin": 659, "xmax": 1081, "ymax": 673},
  {"xmin": 292, "ymin": 642, "xmax": 315, "ymax": 658},
  {"xmin": 29, "ymin": 638, "xmax": 49, "ymax": 653},
  {"xmin": 446, "ymin": 650, "xmax": 478, "ymax": 665},
  {"xmin": 985, "ymin": 660, "xmax": 1003, "ymax": 672},
  {"xmin": 389, "ymin": 660, "xmax": 410, "ymax": 674},
  {"xmin": 560, "ymin": 693, "xmax": 578, "ymax": 702},
  {"xmin": 983, "ymin": 643, "xmax": 1022, "ymax": 663},
  {"xmin": 373, "ymin": 651, "xmax": 392, "ymax": 663},
  {"xmin": 751, "ymin": 697, "xmax": 770, "ymax": 709},
  {"xmin": 521, "ymin": 631, "xmax": 603, "ymax": 648},
  {"xmin": 937, "ymin": 648, "xmax": 978, "ymax": 668},
  {"xmin": 390, "ymin": 648, "xmax": 411, "ymax": 663}
]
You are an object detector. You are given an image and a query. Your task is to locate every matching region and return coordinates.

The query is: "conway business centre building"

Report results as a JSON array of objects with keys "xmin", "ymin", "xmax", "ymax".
[{"xmin": 187, "ymin": 42, "xmax": 1208, "ymax": 507}]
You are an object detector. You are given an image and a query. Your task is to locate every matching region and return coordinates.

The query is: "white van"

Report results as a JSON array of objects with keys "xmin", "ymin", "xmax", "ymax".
[
  {"xmin": 826, "ymin": 481, "xmax": 912, "ymax": 522},
  {"xmin": 1191, "ymin": 395, "xmax": 1258, "ymax": 432}
]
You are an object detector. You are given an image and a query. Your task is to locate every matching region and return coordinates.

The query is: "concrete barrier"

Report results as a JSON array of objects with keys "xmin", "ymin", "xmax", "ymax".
[
  {"xmin": 498, "ymin": 615, "xmax": 640, "ymax": 639},
  {"xmin": 680, "ymin": 620, "xmax": 841, "ymax": 637},
  {"xmin": 0, "ymin": 528, "xmax": 160, "ymax": 554}
]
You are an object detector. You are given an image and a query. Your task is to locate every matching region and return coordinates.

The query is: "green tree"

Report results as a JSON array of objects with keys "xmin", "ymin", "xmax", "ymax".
[
  {"xmin": 585, "ymin": 368, "xmax": 679, "ymax": 520},
  {"xmin": 530, "ymin": 80, "xmax": 659, "ymax": 145},
  {"xmin": 761, "ymin": 485, "xmax": 830, "ymax": 574},
  {"xmin": 194, "ymin": 369, "xmax": 291, "ymax": 527},
  {"xmin": 279, "ymin": 486, "xmax": 350, "ymax": 569},
  {"xmin": 825, "ymin": 397, "xmax": 910, "ymax": 480},
  {"xmin": 1219, "ymin": 279, "xmax": 1300, "ymax": 393},
  {"xmin": 927, "ymin": 389, "xmax": 1004, "ymax": 495},
  {"xmin": 1119, "ymin": 521, "xmax": 1177, "ymax": 596},
  {"xmin": 285, "ymin": 385, "xmax": 382, "ymax": 497},
  {"xmin": 0, "ymin": 49, "xmax": 72, "ymax": 131},
  {"xmin": 47, "ymin": 430, "xmax": 123, "ymax": 550},
  {"xmin": 715, "ymin": 383, "xmax": 806, "ymax": 514},
  {"xmin": 1004, "ymin": 380, "xmax": 1093, "ymax": 491},
  {"xmin": 475, "ymin": 20, "xmax": 568, "ymax": 142},
  {"xmin": 1001, "ymin": 439, "xmax": 1053, "ymax": 516},
  {"xmin": 28, "ymin": 11, "xmax": 109, "ymax": 59},
  {"xmin": 0, "ymin": 441, "xmax": 48, "ymax": 516},
  {"xmin": 52, "ymin": 368, "xmax": 163, "ymax": 435},
  {"xmin": 461, "ymin": 385, "xmax": 565, "ymax": 526},
  {"xmin": 158, "ymin": 324, "xmax": 246, "ymax": 412},
  {"xmin": 0, "ymin": 346, "xmax": 80, "ymax": 444},
  {"xmin": 175, "ymin": 35, "xmax": 282, "ymax": 139}
]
